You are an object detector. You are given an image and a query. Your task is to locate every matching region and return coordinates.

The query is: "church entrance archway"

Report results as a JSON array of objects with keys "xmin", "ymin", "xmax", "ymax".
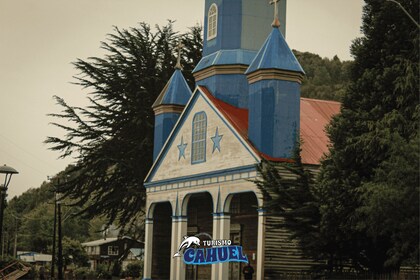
[
  {"xmin": 225, "ymin": 192, "xmax": 259, "ymax": 280},
  {"xmin": 182, "ymin": 192, "xmax": 213, "ymax": 280},
  {"xmin": 150, "ymin": 202, "xmax": 172, "ymax": 280}
]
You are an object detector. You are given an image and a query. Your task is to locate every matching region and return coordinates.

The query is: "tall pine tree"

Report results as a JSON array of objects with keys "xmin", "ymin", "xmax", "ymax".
[
  {"xmin": 317, "ymin": 0, "xmax": 419, "ymax": 271},
  {"xmin": 46, "ymin": 22, "xmax": 202, "ymax": 230},
  {"xmin": 254, "ymin": 145, "xmax": 322, "ymax": 263}
]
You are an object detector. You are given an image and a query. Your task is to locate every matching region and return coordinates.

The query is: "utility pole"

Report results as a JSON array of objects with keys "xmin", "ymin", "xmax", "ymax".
[
  {"xmin": 51, "ymin": 196, "xmax": 57, "ymax": 279},
  {"xmin": 57, "ymin": 192, "xmax": 63, "ymax": 280},
  {"xmin": 13, "ymin": 216, "xmax": 17, "ymax": 258},
  {"xmin": 48, "ymin": 175, "xmax": 57, "ymax": 280},
  {"xmin": 9, "ymin": 213, "xmax": 20, "ymax": 258},
  {"xmin": 0, "ymin": 165, "xmax": 19, "ymax": 260}
]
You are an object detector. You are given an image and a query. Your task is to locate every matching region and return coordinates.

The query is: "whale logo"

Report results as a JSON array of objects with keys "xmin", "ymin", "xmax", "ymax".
[{"xmin": 173, "ymin": 236, "xmax": 201, "ymax": 257}]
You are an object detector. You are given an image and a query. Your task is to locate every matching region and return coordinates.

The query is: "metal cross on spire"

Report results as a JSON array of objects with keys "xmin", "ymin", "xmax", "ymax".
[
  {"xmin": 269, "ymin": 0, "xmax": 281, "ymax": 28},
  {"xmin": 175, "ymin": 41, "xmax": 184, "ymax": 70}
]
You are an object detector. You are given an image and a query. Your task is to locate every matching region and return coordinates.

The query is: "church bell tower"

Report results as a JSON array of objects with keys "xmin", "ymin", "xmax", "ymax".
[
  {"xmin": 245, "ymin": 0, "xmax": 304, "ymax": 158},
  {"xmin": 193, "ymin": 0, "xmax": 287, "ymax": 109}
]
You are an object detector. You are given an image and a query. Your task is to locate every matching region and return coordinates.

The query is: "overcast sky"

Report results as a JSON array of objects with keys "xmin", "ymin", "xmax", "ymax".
[{"xmin": 0, "ymin": 0, "xmax": 363, "ymax": 199}]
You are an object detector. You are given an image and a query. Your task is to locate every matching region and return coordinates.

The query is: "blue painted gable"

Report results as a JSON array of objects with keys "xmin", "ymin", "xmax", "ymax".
[{"xmin": 145, "ymin": 87, "xmax": 260, "ymax": 186}]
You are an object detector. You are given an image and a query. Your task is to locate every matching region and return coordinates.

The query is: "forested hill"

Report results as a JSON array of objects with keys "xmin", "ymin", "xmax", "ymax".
[{"xmin": 294, "ymin": 50, "xmax": 352, "ymax": 101}]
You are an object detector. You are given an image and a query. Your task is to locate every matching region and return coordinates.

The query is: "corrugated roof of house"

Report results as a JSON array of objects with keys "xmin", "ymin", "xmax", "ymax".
[
  {"xmin": 82, "ymin": 237, "xmax": 119, "ymax": 247},
  {"xmin": 82, "ymin": 236, "xmax": 143, "ymax": 247}
]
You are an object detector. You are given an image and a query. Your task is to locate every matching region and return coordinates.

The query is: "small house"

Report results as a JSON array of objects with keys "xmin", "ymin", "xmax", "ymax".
[{"xmin": 82, "ymin": 236, "xmax": 143, "ymax": 271}]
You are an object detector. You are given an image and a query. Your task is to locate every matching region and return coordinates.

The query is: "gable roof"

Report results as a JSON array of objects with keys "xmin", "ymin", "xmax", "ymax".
[
  {"xmin": 146, "ymin": 86, "xmax": 340, "ymax": 183},
  {"xmin": 200, "ymin": 86, "xmax": 340, "ymax": 165},
  {"xmin": 145, "ymin": 86, "xmax": 260, "ymax": 183}
]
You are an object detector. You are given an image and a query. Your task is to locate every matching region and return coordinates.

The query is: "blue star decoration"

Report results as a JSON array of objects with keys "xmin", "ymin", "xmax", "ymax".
[
  {"xmin": 177, "ymin": 136, "xmax": 187, "ymax": 160},
  {"xmin": 211, "ymin": 127, "xmax": 223, "ymax": 153}
]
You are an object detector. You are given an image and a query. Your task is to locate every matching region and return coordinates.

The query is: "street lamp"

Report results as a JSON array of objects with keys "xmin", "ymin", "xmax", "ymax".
[{"xmin": 0, "ymin": 164, "xmax": 19, "ymax": 258}]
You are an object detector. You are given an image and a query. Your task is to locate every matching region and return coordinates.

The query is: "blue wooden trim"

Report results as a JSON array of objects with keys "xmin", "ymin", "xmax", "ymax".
[
  {"xmin": 212, "ymin": 212, "xmax": 230, "ymax": 217},
  {"xmin": 172, "ymin": 216, "xmax": 188, "ymax": 223},
  {"xmin": 145, "ymin": 164, "xmax": 256, "ymax": 188}
]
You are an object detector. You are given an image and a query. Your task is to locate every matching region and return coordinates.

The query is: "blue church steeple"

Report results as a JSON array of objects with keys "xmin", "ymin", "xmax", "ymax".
[
  {"xmin": 193, "ymin": 0, "xmax": 287, "ymax": 109},
  {"xmin": 152, "ymin": 46, "xmax": 192, "ymax": 160},
  {"xmin": 246, "ymin": 1, "xmax": 304, "ymax": 159}
]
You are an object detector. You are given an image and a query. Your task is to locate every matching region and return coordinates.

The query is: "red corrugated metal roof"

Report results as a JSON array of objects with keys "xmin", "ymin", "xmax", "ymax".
[
  {"xmin": 300, "ymin": 98, "xmax": 340, "ymax": 164},
  {"xmin": 199, "ymin": 86, "xmax": 341, "ymax": 165}
]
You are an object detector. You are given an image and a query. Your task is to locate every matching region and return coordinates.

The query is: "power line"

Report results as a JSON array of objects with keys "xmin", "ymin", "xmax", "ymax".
[
  {"xmin": 386, "ymin": 0, "xmax": 420, "ymax": 29},
  {"xmin": 0, "ymin": 133, "xmax": 57, "ymax": 170}
]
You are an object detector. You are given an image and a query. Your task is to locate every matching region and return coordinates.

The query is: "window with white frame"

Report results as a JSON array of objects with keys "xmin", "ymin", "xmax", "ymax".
[
  {"xmin": 108, "ymin": 246, "xmax": 119, "ymax": 256},
  {"xmin": 192, "ymin": 112, "xmax": 207, "ymax": 163},
  {"xmin": 207, "ymin": 4, "xmax": 218, "ymax": 40}
]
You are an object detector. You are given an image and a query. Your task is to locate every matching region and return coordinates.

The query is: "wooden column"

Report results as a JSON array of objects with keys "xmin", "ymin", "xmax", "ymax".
[
  {"xmin": 211, "ymin": 213, "xmax": 231, "ymax": 280},
  {"xmin": 143, "ymin": 218, "xmax": 154, "ymax": 280},
  {"xmin": 211, "ymin": 214, "xmax": 220, "ymax": 280},
  {"xmin": 174, "ymin": 216, "xmax": 188, "ymax": 280},
  {"xmin": 170, "ymin": 217, "xmax": 179, "ymax": 279},
  {"xmin": 218, "ymin": 213, "xmax": 231, "ymax": 279},
  {"xmin": 256, "ymin": 209, "xmax": 266, "ymax": 280}
]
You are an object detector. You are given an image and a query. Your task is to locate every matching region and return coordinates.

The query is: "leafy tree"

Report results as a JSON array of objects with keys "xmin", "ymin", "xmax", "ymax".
[
  {"xmin": 19, "ymin": 202, "xmax": 55, "ymax": 252},
  {"xmin": 17, "ymin": 201, "xmax": 91, "ymax": 252},
  {"xmin": 45, "ymin": 22, "xmax": 203, "ymax": 229},
  {"xmin": 62, "ymin": 237, "xmax": 89, "ymax": 268},
  {"xmin": 74, "ymin": 267, "xmax": 96, "ymax": 280},
  {"xmin": 124, "ymin": 261, "xmax": 143, "ymax": 278},
  {"xmin": 357, "ymin": 134, "xmax": 419, "ymax": 268},
  {"xmin": 317, "ymin": 0, "xmax": 419, "ymax": 272},
  {"xmin": 96, "ymin": 263, "xmax": 112, "ymax": 279}
]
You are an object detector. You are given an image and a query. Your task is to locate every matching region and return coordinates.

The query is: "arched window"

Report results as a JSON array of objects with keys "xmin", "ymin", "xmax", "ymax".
[
  {"xmin": 192, "ymin": 112, "xmax": 207, "ymax": 163},
  {"xmin": 207, "ymin": 3, "xmax": 218, "ymax": 41}
]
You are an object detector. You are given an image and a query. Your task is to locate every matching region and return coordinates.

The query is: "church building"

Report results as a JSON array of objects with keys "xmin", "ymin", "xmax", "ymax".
[{"xmin": 143, "ymin": 0, "xmax": 340, "ymax": 279}]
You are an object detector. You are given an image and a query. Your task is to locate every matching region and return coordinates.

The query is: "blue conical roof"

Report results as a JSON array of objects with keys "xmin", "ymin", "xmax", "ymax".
[
  {"xmin": 245, "ymin": 27, "xmax": 304, "ymax": 75},
  {"xmin": 152, "ymin": 69, "xmax": 192, "ymax": 108}
]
